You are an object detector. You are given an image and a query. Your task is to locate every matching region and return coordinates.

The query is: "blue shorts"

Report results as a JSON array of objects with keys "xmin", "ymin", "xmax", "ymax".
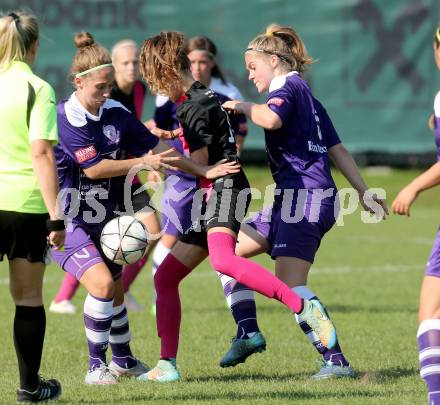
[{"xmin": 245, "ymin": 202, "xmax": 335, "ymax": 263}]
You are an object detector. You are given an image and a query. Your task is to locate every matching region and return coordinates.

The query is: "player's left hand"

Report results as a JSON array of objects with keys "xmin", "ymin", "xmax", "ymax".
[
  {"xmin": 203, "ymin": 159, "xmax": 241, "ymax": 179},
  {"xmin": 48, "ymin": 230, "xmax": 65, "ymax": 250},
  {"xmin": 391, "ymin": 186, "xmax": 418, "ymax": 216}
]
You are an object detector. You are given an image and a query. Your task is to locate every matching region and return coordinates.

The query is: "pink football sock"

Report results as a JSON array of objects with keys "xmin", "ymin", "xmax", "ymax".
[
  {"xmin": 122, "ymin": 256, "xmax": 148, "ymax": 293},
  {"xmin": 54, "ymin": 272, "xmax": 80, "ymax": 303},
  {"xmin": 154, "ymin": 253, "xmax": 193, "ymax": 359},
  {"xmin": 207, "ymin": 232, "xmax": 303, "ymax": 313}
]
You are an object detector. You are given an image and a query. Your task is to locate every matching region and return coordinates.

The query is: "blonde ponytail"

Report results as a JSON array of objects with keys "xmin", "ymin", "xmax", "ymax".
[
  {"xmin": 0, "ymin": 11, "xmax": 38, "ymax": 72},
  {"xmin": 247, "ymin": 23, "xmax": 313, "ymax": 74}
]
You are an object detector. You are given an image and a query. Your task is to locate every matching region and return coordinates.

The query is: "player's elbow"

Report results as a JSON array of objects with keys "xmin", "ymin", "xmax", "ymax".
[
  {"xmin": 82, "ymin": 166, "xmax": 100, "ymax": 179},
  {"xmin": 264, "ymin": 116, "xmax": 282, "ymax": 130},
  {"xmin": 30, "ymin": 139, "xmax": 54, "ymax": 160}
]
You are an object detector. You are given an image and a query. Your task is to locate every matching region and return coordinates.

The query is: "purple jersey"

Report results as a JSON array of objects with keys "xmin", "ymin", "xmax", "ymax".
[
  {"xmin": 54, "ymin": 93, "xmax": 159, "ymax": 227},
  {"xmin": 434, "ymin": 92, "xmax": 440, "ymax": 160},
  {"xmin": 153, "ymin": 95, "xmax": 193, "ymax": 180},
  {"xmin": 265, "ymin": 72, "xmax": 340, "ymax": 192}
]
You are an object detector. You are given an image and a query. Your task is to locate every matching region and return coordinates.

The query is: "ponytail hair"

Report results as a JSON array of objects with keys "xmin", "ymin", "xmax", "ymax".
[
  {"xmin": 70, "ymin": 31, "xmax": 112, "ymax": 81},
  {"xmin": 186, "ymin": 35, "xmax": 227, "ymax": 84},
  {"xmin": 0, "ymin": 10, "xmax": 38, "ymax": 72},
  {"xmin": 434, "ymin": 25, "xmax": 440, "ymax": 48},
  {"xmin": 246, "ymin": 23, "xmax": 313, "ymax": 74}
]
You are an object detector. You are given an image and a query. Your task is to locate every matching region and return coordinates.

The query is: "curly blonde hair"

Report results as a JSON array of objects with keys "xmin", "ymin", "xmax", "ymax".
[
  {"xmin": 247, "ymin": 24, "xmax": 313, "ymax": 74},
  {"xmin": 140, "ymin": 31, "xmax": 190, "ymax": 97}
]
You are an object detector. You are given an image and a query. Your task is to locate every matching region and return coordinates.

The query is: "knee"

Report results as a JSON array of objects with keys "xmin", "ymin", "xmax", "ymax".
[
  {"xmin": 154, "ymin": 264, "xmax": 180, "ymax": 293},
  {"xmin": 10, "ymin": 285, "xmax": 43, "ymax": 306},
  {"xmin": 209, "ymin": 253, "xmax": 221, "ymax": 273},
  {"xmin": 90, "ymin": 278, "xmax": 115, "ymax": 300},
  {"xmin": 209, "ymin": 253, "xmax": 230, "ymax": 275}
]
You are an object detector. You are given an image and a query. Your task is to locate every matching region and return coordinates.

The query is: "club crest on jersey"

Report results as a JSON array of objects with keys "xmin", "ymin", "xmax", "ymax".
[
  {"xmin": 267, "ymin": 97, "xmax": 284, "ymax": 107},
  {"xmin": 102, "ymin": 125, "xmax": 120, "ymax": 143}
]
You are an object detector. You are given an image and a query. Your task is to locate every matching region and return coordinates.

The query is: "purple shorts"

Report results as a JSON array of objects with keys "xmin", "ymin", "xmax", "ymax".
[
  {"xmin": 161, "ymin": 175, "xmax": 197, "ymax": 237},
  {"xmin": 425, "ymin": 227, "xmax": 440, "ymax": 277},
  {"xmin": 51, "ymin": 223, "xmax": 122, "ymax": 281},
  {"xmin": 245, "ymin": 202, "xmax": 335, "ymax": 263}
]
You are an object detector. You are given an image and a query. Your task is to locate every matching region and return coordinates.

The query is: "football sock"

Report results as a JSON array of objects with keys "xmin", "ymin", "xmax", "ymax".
[
  {"xmin": 84, "ymin": 294, "xmax": 113, "ymax": 371},
  {"xmin": 418, "ymin": 319, "xmax": 440, "ymax": 405},
  {"xmin": 218, "ymin": 273, "xmax": 259, "ymax": 339},
  {"xmin": 155, "ymin": 253, "xmax": 193, "ymax": 359},
  {"xmin": 14, "ymin": 305, "xmax": 45, "ymax": 391},
  {"xmin": 151, "ymin": 241, "xmax": 171, "ymax": 303},
  {"xmin": 293, "ymin": 286, "xmax": 349, "ymax": 366},
  {"xmin": 207, "ymin": 232, "xmax": 303, "ymax": 314},
  {"xmin": 122, "ymin": 256, "xmax": 148, "ymax": 293},
  {"xmin": 109, "ymin": 304, "xmax": 137, "ymax": 368},
  {"xmin": 54, "ymin": 272, "xmax": 79, "ymax": 303}
]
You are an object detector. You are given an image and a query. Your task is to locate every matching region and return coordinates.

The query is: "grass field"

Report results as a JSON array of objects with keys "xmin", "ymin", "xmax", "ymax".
[{"xmin": 0, "ymin": 166, "xmax": 436, "ymax": 404}]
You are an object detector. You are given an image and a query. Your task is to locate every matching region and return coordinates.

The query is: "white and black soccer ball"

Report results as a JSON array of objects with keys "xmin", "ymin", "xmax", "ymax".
[{"xmin": 100, "ymin": 216, "xmax": 148, "ymax": 265}]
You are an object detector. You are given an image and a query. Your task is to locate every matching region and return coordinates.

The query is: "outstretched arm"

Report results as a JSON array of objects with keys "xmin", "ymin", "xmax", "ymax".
[
  {"xmin": 152, "ymin": 140, "xmax": 240, "ymax": 179},
  {"xmin": 392, "ymin": 161, "xmax": 440, "ymax": 216},
  {"xmin": 329, "ymin": 144, "xmax": 368, "ymax": 194},
  {"xmin": 329, "ymin": 143, "xmax": 388, "ymax": 218},
  {"xmin": 223, "ymin": 100, "xmax": 281, "ymax": 130},
  {"xmin": 31, "ymin": 139, "xmax": 65, "ymax": 249}
]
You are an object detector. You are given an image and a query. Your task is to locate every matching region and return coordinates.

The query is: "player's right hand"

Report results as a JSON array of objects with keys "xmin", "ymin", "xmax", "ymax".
[
  {"xmin": 203, "ymin": 159, "xmax": 241, "ymax": 179},
  {"xmin": 142, "ymin": 149, "xmax": 181, "ymax": 171}
]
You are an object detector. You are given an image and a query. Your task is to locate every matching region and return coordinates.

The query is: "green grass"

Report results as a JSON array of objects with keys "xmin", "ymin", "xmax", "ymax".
[{"xmin": 0, "ymin": 166, "xmax": 436, "ymax": 404}]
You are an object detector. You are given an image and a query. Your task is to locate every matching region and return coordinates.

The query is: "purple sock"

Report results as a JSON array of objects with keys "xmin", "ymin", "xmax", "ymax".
[
  {"xmin": 296, "ymin": 316, "xmax": 349, "ymax": 366},
  {"xmin": 220, "ymin": 274, "xmax": 259, "ymax": 339},
  {"xmin": 110, "ymin": 304, "xmax": 137, "ymax": 369},
  {"xmin": 418, "ymin": 319, "xmax": 440, "ymax": 404},
  {"xmin": 83, "ymin": 294, "xmax": 113, "ymax": 371}
]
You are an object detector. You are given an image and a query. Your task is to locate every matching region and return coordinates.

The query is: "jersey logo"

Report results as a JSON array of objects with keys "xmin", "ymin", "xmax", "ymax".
[
  {"xmin": 75, "ymin": 145, "xmax": 97, "ymax": 163},
  {"xmin": 267, "ymin": 97, "xmax": 285, "ymax": 107},
  {"xmin": 103, "ymin": 125, "xmax": 120, "ymax": 143}
]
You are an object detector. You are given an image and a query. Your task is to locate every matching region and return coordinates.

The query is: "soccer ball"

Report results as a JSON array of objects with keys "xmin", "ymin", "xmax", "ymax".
[{"xmin": 100, "ymin": 216, "xmax": 148, "ymax": 265}]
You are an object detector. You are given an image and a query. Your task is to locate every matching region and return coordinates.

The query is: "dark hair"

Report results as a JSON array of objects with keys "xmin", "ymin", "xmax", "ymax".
[{"xmin": 186, "ymin": 35, "xmax": 227, "ymax": 84}]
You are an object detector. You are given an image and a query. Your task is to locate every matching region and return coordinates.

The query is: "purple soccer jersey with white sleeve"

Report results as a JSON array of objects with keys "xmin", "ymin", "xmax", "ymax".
[
  {"xmin": 244, "ymin": 72, "xmax": 344, "ymax": 262},
  {"xmin": 264, "ymin": 72, "xmax": 339, "ymax": 193},
  {"xmin": 54, "ymin": 94, "xmax": 159, "ymax": 228}
]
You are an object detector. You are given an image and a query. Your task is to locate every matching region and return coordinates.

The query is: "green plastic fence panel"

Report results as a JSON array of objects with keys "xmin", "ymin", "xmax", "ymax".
[{"xmin": 3, "ymin": 0, "xmax": 439, "ymax": 153}]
